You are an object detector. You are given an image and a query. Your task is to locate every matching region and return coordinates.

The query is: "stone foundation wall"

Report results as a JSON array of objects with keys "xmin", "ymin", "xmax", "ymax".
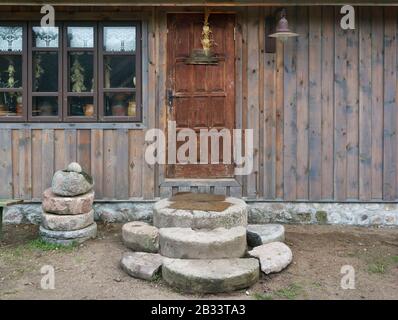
[{"xmin": 3, "ymin": 201, "xmax": 398, "ymax": 227}]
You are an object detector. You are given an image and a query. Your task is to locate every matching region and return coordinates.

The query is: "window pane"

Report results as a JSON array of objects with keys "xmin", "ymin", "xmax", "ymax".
[
  {"xmin": 0, "ymin": 92, "xmax": 22, "ymax": 116},
  {"xmin": 67, "ymin": 26, "xmax": 94, "ymax": 48},
  {"xmin": 0, "ymin": 26, "xmax": 23, "ymax": 52},
  {"xmin": 104, "ymin": 92, "xmax": 136, "ymax": 117},
  {"xmin": 69, "ymin": 52, "xmax": 94, "ymax": 92},
  {"xmin": 32, "ymin": 52, "xmax": 58, "ymax": 92},
  {"xmin": 103, "ymin": 26, "xmax": 136, "ymax": 52},
  {"xmin": 32, "ymin": 96, "xmax": 58, "ymax": 117},
  {"xmin": 68, "ymin": 96, "xmax": 94, "ymax": 117},
  {"xmin": 0, "ymin": 56, "xmax": 22, "ymax": 89},
  {"xmin": 104, "ymin": 55, "xmax": 135, "ymax": 89},
  {"xmin": 32, "ymin": 26, "xmax": 59, "ymax": 48}
]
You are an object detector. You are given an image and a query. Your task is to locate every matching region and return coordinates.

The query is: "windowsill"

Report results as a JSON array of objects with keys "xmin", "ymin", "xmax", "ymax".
[{"xmin": 0, "ymin": 122, "xmax": 145, "ymax": 129}]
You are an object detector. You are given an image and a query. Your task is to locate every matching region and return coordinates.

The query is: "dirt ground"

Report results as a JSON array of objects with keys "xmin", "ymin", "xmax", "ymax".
[{"xmin": 0, "ymin": 223, "xmax": 397, "ymax": 300}]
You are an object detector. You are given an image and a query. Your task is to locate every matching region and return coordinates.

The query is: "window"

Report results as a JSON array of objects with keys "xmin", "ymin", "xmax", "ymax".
[
  {"xmin": 0, "ymin": 22, "xmax": 142, "ymax": 123},
  {"xmin": 0, "ymin": 24, "xmax": 26, "ymax": 122}
]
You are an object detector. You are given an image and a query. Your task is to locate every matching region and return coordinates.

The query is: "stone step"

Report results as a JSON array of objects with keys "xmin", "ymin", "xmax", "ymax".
[
  {"xmin": 247, "ymin": 224, "xmax": 285, "ymax": 247},
  {"xmin": 162, "ymin": 258, "xmax": 260, "ymax": 293},
  {"xmin": 153, "ymin": 197, "xmax": 248, "ymax": 229},
  {"xmin": 159, "ymin": 226, "xmax": 247, "ymax": 259}
]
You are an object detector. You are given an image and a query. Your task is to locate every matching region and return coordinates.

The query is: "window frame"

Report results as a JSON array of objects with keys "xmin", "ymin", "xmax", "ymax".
[
  {"xmin": 63, "ymin": 22, "xmax": 98, "ymax": 122},
  {"xmin": 0, "ymin": 21, "xmax": 143, "ymax": 124},
  {"xmin": 28, "ymin": 22, "xmax": 63, "ymax": 122},
  {"xmin": 98, "ymin": 21, "xmax": 142, "ymax": 122},
  {"xmin": 0, "ymin": 22, "xmax": 27, "ymax": 123}
]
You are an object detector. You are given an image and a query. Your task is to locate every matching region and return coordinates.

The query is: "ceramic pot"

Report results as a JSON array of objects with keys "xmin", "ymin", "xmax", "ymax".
[
  {"xmin": 112, "ymin": 104, "xmax": 125, "ymax": 116},
  {"xmin": 16, "ymin": 103, "xmax": 23, "ymax": 115},
  {"xmin": 127, "ymin": 101, "xmax": 136, "ymax": 117},
  {"xmin": 84, "ymin": 104, "xmax": 94, "ymax": 117},
  {"xmin": 39, "ymin": 101, "xmax": 54, "ymax": 116}
]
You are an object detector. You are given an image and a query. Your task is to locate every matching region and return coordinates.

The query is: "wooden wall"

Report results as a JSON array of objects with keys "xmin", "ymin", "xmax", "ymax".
[
  {"xmin": 0, "ymin": 6, "xmax": 398, "ymax": 202},
  {"xmin": 242, "ymin": 6, "xmax": 398, "ymax": 201}
]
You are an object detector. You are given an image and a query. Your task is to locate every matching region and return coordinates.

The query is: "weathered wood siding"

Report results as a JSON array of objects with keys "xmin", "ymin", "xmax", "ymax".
[
  {"xmin": 0, "ymin": 6, "xmax": 398, "ymax": 202},
  {"xmin": 243, "ymin": 6, "xmax": 398, "ymax": 201}
]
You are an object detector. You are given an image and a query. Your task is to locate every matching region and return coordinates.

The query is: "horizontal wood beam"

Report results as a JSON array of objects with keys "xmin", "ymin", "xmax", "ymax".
[{"xmin": 1, "ymin": 1, "xmax": 398, "ymax": 7}]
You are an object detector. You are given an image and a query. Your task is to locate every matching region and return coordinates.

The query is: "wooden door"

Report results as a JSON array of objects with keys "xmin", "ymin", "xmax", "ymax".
[{"xmin": 167, "ymin": 13, "xmax": 235, "ymax": 178}]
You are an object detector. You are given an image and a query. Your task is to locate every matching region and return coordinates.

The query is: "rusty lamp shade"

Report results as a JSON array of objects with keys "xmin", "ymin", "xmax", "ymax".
[{"xmin": 269, "ymin": 8, "xmax": 298, "ymax": 42}]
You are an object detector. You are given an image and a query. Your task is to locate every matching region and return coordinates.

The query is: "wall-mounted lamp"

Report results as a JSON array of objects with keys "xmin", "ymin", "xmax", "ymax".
[{"xmin": 269, "ymin": 8, "xmax": 299, "ymax": 42}]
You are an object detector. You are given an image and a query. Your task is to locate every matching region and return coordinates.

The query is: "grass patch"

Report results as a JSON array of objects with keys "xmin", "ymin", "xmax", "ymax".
[
  {"xmin": 368, "ymin": 261, "xmax": 386, "ymax": 274},
  {"xmin": 391, "ymin": 256, "xmax": 398, "ymax": 263},
  {"xmin": 252, "ymin": 292, "xmax": 273, "ymax": 300},
  {"xmin": 274, "ymin": 283, "xmax": 303, "ymax": 300},
  {"xmin": 151, "ymin": 272, "xmax": 162, "ymax": 283},
  {"xmin": 27, "ymin": 239, "xmax": 77, "ymax": 251}
]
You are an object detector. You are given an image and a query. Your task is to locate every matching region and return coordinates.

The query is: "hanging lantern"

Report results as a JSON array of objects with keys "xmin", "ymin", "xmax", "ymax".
[{"xmin": 269, "ymin": 8, "xmax": 299, "ymax": 42}]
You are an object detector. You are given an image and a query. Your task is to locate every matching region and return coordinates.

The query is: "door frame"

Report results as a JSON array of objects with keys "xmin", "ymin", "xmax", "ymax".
[{"xmin": 158, "ymin": 10, "xmax": 244, "ymax": 197}]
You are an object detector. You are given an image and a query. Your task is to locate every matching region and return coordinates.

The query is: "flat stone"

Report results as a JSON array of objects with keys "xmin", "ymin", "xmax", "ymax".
[
  {"xmin": 42, "ymin": 189, "xmax": 94, "ymax": 215},
  {"xmin": 153, "ymin": 197, "xmax": 248, "ymax": 229},
  {"xmin": 122, "ymin": 221, "xmax": 159, "ymax": 253},
  {"xmin": 246, "ymin": 224, "xmax": 285, "ymax": 247},
  {"xmin": 41, "ymin": 210, "xmax": 94, "ymax": 231},
  {"xmin": 159, "ymin": 226, "xmax": 247, "ymax": 259},
  {"xmin": 162, "ymin": 258, "xmax": 259, "ymax": 293},
  {"xmin": 248, "ymin": 242, "xmax": 292, "ymax": 274},
  {"xmin": 39, "ymin": 223, "xmax": 97, "ymax": 245},
  {"xmin": 120, "ymin": 252, "xmax": 163, "ymax": 281},
  {"xmin": 52, "ymin": 170, "xmax": 94, "ymax": 197}
]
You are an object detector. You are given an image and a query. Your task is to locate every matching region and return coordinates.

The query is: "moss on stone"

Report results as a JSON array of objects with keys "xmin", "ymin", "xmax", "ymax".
[{"xmin": 315, "ymin": 211, "xmax": 328, "ymax": 224}]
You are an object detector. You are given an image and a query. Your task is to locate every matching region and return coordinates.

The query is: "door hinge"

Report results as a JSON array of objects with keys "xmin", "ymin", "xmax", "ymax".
[{"xmin": 233, "ymin": 27, "xmax": 236, "ymax": 41}]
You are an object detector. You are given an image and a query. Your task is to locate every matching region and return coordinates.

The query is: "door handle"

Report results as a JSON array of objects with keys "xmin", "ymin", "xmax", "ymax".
[{"xmin": 167, "ymin": 89, "xmax": 175, "ymax": 112}]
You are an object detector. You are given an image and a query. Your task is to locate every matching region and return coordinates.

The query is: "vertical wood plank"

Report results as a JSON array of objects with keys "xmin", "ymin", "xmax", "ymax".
[
  {"xmin": 359, "ymin": 7, "xmax": 372, "ymax": 200},
  {"xmin": 143, "ymin": 12, "xmax": 156, "ymax": 200},
  {"xmin": 263, "ymin": 48, "xmax": 276, "ymax": 199},
  {"xmin": 41, "ymin": 129, "xmax": 54, "ymax": 193},
  {"xmin": 115, "ymin": 129, "xmax": 129, "ymax": 200},
  {"xmin": 275, "ymin": 34, "xmax": 284, "ymax": 198},
  {"xmin": 283, "ymin": 7, "xmax": 298, "ymax": 201},
  {"xmin": 235, "ymin": 10, "xmax": 245, "ymax": 196},
  {"xmin": 91, "ymin": 129, "xmax": 103, "ymax": 199},
  {"xmin": 246, "ymin": 7, "xmax": 260, "ymax": 199},
  {"xmin": 295, "ymin": 6, "xmax": 309, "ymax": 200},
  {"xmin": 258, "ymin": 7, "xmax": 265, "ymax": 198},
  {"xmin": 308, "ymin": 7, "xmax": 322, "ymax": 200},
  {"xmin": 371, "ymin": 8, "xmax": 384, "ymax": 200},
  {"xmin": 129, "ymin": 130, "xmax": 144, "ymax": 198},
  {"xmin": 321, "ymin": 7, "xmax": 335, "ymax": 199},
  {"xmin": 334, "ymin": 7, "xmax": 348, "ymax": 201},
  {"xmin": 346, "ymin": 12, "xmax": 359, "ymax": 199},
  {"xmin": 103, "ymin": 130, "xmax": 116, "ymax": 199},
  {"xmin": 77, "ymin": 130, "xmax": 91, "ymax": 174},
  {"xmin": 0, "ymin": 130, "xmax": 13, "ymax": 198},
  {"xmin": 31, "ymin": 129, "xmax": 42, "ymax": 200},
  {"xmin": 383, "ymin": 8, "xmax": 397, "ymax": 200},
  {"xmin": 54, "ymin": 129, "xmax": 66, "ymax": 171},
  {"xmin": 65, "ymin": 129, "xmax": 77, "ymax": 165},
  {"xmin": 12, "ymin": 129, "xmax": 31, "ymax": 200}
]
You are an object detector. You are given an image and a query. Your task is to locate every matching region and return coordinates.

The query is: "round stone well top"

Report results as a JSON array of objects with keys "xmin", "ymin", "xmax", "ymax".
[{"xmin": 153, "ymin": 192, "xmax": 248, "ymax": 229}]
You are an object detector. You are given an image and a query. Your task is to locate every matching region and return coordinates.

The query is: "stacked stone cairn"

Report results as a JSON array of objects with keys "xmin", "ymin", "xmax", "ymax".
[
  {"xmin": 39, "ymin": 162, "xmax": 97, "ymax": 245},
  {"xmin": 120, "ymin": 193, "xmax": 293, "ymax": 293}
]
